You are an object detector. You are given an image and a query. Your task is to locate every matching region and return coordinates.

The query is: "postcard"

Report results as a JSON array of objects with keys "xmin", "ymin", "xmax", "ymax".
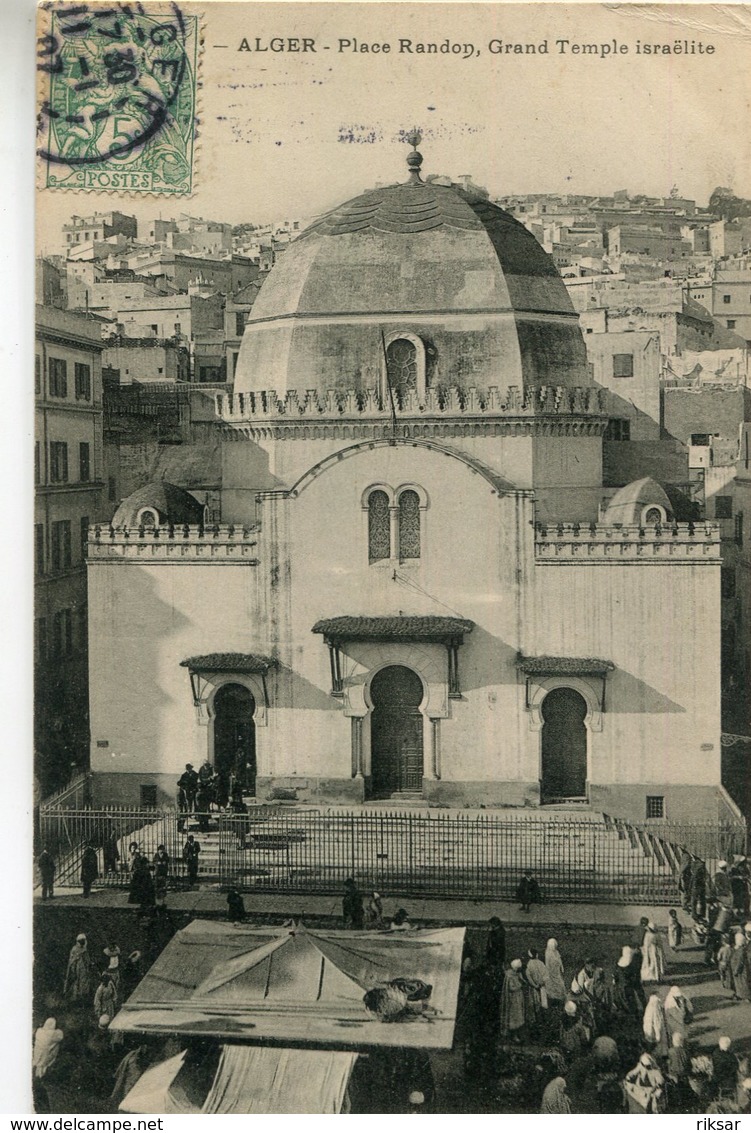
[{"xmin": 31, "ymin": 0, "xmax": 751, "ymax": 1118}]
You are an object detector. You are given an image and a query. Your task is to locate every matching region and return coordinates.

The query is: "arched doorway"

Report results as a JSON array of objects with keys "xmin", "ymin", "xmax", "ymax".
[
  {"xmin": 370, "ymin": 666, "xmax": 424, "ymax": 797},
  {"xmin": 540, "ymin": 687, "xmax": 588, "ymax": 802},
  {"xmin": 213, "ymin": 683, "xmax": 256, "ymax": 796}
]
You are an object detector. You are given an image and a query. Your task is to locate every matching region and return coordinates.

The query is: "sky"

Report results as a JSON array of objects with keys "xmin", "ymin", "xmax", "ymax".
[{"xmin": 35, "ymin": 2, "xmax": 751, "ymax": 254}]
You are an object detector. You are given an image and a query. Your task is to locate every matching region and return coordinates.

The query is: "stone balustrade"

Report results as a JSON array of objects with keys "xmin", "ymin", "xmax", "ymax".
[
  {"xmin": 535, "ymin": 521, "xmax": 722, "ymax": 563},
  {"xmin": 216, "ymin": 384, "xmax": 607, "ymax": 421},
  {"xmin": 88, "ymin": 523, "xmax": 260, "ymax": 563}
]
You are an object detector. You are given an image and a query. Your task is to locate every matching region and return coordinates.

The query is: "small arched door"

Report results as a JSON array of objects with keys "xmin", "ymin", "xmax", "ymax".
[
  {"xmin": 213, "ymin": 683, "xmax": 256, "ymax": 796},
  {"xmin": 540, "ymin": 687, "xmax": 588, "ymax": 802},
  {"xmin": 370, "ymin": 666, "xmax": 424, "ymax": 797}
]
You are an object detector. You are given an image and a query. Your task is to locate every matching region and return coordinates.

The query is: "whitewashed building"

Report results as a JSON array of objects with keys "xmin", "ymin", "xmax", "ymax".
[{"xmin": 86, "ymin": 146, "xmax": 728, "ymax": 824}]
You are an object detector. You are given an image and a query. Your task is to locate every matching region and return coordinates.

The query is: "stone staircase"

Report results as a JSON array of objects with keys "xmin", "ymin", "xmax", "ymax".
[{"xmin": 45, "ymin": 800, "xmax": 739, "ymax": 905}]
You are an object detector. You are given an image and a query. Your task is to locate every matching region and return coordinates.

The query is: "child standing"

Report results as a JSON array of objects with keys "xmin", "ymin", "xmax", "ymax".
[
  {"xmin": 667, "ymin": 908, "xmax": 683, "ymax": 950},
  {"xmin": 717, "ymin": 934, "xmax": 733, "ymax": 991}
]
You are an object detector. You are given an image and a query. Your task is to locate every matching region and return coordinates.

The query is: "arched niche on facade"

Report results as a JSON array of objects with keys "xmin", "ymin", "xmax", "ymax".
[
  {"xmin": 341, "ymin": 647, "xmax": 449, "ymax": 721},
  {"xmin": 526, "ymin": 675, "xmax": 603, "ymax": 733},
  {"xmin": 193, "ymin": 672, "xmax": 268, "ymax": 729}
]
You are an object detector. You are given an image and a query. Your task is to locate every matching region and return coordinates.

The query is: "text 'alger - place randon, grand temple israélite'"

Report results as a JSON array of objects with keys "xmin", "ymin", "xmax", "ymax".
[{"xmin": 85, "ymin": 134, "xmax": 729, "ymax": 826}]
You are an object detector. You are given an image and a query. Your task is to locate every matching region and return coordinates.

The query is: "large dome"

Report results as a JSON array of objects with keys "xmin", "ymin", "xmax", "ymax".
[{"xmin": 234, "ymin": 170, "xmax": 590, "ymax": 400}]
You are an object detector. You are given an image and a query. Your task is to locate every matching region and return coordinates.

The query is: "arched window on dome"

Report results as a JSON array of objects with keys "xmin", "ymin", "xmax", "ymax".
[
  {"xmin": 137, "ymin": 507, "xmax": 158, "ymax": 528},
  {"xmin": 367, "ymin": 490, "xmax": 391, "ymax": 563},
  {"xmin": 384, "ymin": 334, "xmax": 426, "ymax": 405},
  {"xmin": 398, "ymin": 489, "xmax": 421, "ymax": 560},
  {"xmin": 641, "ymin": 504, "xmax": 667, "ymax": 527}
]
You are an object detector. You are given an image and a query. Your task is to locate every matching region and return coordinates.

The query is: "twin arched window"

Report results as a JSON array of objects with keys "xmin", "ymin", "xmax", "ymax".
[{"xmin": 367, "ymin": 487, "xmax": 423, "ymax": 563}]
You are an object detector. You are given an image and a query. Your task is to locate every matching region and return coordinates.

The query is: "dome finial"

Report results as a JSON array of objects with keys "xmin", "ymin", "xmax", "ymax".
[{"xmin": 404, "ymin": 127, "xmax": 424, "ymax": 183}]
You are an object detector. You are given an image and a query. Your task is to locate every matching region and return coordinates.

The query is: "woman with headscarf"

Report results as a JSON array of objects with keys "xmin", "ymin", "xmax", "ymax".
[
  {"xmin": 560, "ymin": 999, "xmax": 590, "ymax": 1059},
  {"xmin": 730, "ymin": 931, "xmax": 751, "ymax": 1001},
  {"xmin": 643, "ymin": 993, "xmax": 670, "ymax": 1057},
  {"xmin": 524, "ymin": 948, "xmax": 549, "ymax": 1032},
  {"xmin": 499, "ymin": 958, "xmax": 526, "ymax": 1042},
  {"xmin": 64, "ymin": 933, "xmax": 93, "ymax": 1002},
  {"xmin": 641, "ymin": 923, "xmax": 665, "ymax": 983},
  {"xmin": 540, "ymin": 1076, "xmax": 571, "ymax": 1113},
  {"xmin": 32, "ymin": 1018, "xmax": 63, "ymax": 1080},
  {"xmin": 93, "ymin": 972, "xmax": 118, "ymax": 1021},
  {"xmin": 664, "ymin": 985, "xmax": 693, "ymax": 1041},
  {"xmin": 624, "ymin": 1053, "xmax": 666, "ymax": 1113},
  {"xmin": 545, "ymin": 938, "xmax": 566, "ymax": 1004}
]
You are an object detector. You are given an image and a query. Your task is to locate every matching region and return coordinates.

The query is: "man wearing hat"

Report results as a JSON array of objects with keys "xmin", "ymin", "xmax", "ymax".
[
  {"xmin": 177, "ymin": 763, "xmax": 198, "ymax": 813},
  {"xmin": 103, "ymin": 944, "xmax": 121, "ymax": 992}
]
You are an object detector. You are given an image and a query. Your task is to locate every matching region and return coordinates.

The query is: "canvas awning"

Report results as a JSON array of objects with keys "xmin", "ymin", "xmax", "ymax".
[
  {"xmin": 110, "ymin": 920, "xmax": 465, "ymax": 1050},
  {"xmin": 120, "ymin": 1046, "xmax": 357, "ymax": 1115}
]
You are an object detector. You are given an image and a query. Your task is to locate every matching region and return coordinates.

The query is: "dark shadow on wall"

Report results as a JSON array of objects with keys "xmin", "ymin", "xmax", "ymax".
[{"xmin": 607, "ymin": 667, "xmax": 686, "ymax": 714}]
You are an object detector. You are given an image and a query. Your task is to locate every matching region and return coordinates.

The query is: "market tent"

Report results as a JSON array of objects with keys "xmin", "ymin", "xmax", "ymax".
[
  {"xmin": 121, "ymin": 1046, "xmax": 357, "ymax": 1114},
  {"xmin": 110, "ymin": 920, "xmax": 465, "ymax": 1049}
]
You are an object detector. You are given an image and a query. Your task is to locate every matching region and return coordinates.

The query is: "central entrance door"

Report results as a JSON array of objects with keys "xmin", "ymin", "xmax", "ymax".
[
  {"xmin": 540, "ymin": 686, "xmax": 588, "ymax": 802},
  {"xmin": 213, "ymin": 683, "xmax": 256, "ymax": 796},
  {"xmin": 370, "ymin": 665, "xmax": 424, "ymax": 797}
]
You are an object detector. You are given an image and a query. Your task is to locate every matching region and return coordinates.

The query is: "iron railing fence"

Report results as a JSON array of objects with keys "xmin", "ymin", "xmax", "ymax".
[
  {"xmin": 39, "ymin": 806, "xmax": 190, "ymax": 888},
  {"xmin": 38, "ymin": 806, "xmax": 747, "ymax": 905},
  {"xmin": 38, "ymin": 772, "xmax": 92, "ymax": 813},
  {"xmin": 216, "ymin": 811, "xmax": 746, "ymax": 905}
]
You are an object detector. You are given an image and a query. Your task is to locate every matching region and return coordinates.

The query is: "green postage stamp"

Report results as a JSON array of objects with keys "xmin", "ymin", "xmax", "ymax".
[{"xmin": 37, "ymin": 2, "xmax": 199, "ymax": 195}]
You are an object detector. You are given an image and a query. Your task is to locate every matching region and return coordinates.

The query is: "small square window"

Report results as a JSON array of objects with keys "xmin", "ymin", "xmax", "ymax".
[
  {"xmin": 646, "ymin": 795, "xmax": 664, "ymax": 819},
  {"xmin": 727, "ymin": 320, "xmax": 736, "ymax": 329},
  {"xmin": 140, "ymin": 784, "xmax": 158, "ymax": 808},
  {"xmin": 715, "ymin": 496, "xmax": 733, "ymax": 519},
  {"xmin": 613, "ymin": 353, "xmax": 634, "ymax": 378},
  {"xmin": 723, "ymin": 294, "xmax": 731, "ymax": 304}
]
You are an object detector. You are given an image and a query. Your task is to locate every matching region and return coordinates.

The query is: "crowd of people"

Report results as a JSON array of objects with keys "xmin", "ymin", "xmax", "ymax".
[
  {"xmin": 457, "ymin": 910, "xmax": 751, "ymax": 1114},
  {"xmin": 33, "ymin": 844, "xmax": 751, "ymax": 1114},
  {"xmin": 32, "ymin": 929, "xmax": 157, "ymax": 1113},
  {"xmin": 177, "ymin": 761, "xmax": 247, "ymax": 830}
]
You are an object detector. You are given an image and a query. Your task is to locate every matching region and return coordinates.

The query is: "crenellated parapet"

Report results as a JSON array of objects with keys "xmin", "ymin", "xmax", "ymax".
[
  {"xmin": 535, "ymin": 521, "xmax": 722, "ymax": 564},
  {"xmin": 215, "ymin": 384, "xmax": 608, "ymax": 440},
  {"xmin": 87, "ymin": 523, "xmax": 260, "ymax": 564}
]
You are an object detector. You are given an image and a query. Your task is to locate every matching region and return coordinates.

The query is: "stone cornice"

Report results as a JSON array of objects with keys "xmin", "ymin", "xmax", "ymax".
[
  {"xmin": 535, "ymin": 521, "xmax": 722, "ymax": 564},
  {"xmin": 216, "ymin": 385, "xmax": 608, "ymax": 440},
  {"xmin": 87, "ymin": 523, "xmax": 259, "ymax": 564}
]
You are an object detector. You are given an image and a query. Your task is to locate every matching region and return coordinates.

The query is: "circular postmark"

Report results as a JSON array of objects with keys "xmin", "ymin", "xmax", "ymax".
[{"xmin": 37, "ymin": 1, "xmax": 195, "ymax": 180}]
